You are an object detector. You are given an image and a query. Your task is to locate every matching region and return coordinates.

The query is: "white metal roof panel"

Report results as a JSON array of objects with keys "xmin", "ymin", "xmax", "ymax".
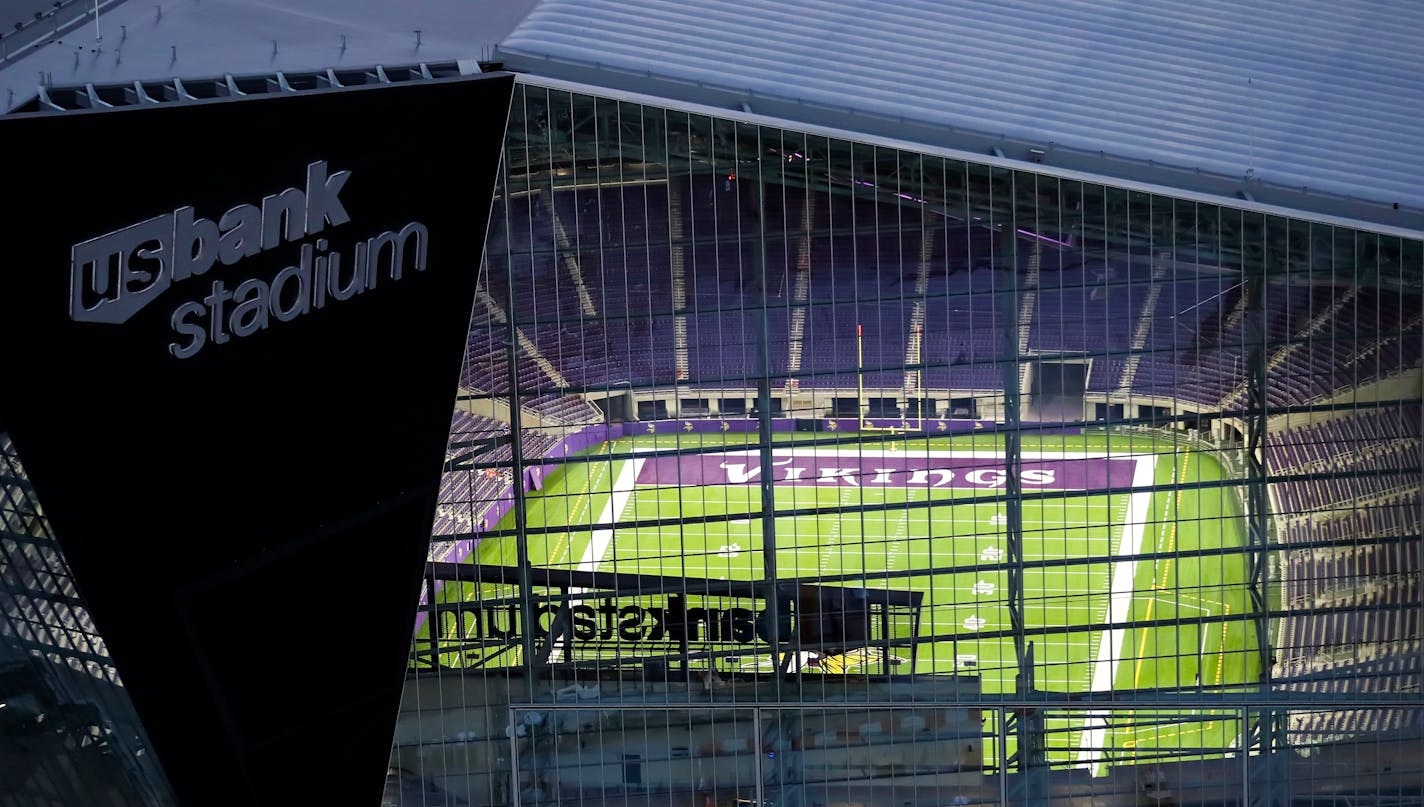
[
  {"xmin": 499, "ymin": 0, "xmax": 1424, "ymax": 212},
  {"xmin": 1, "ymin": 0, "xmax": 537, "ymax": 112}
]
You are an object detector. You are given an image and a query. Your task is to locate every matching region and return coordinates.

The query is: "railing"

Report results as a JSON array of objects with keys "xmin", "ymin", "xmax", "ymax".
[
  {"xmin": 388, "ymin": 701, "xmax": 1424, "ymax": 806},
  {"xmin": 0, "ymin": 0, "xmax": 113, "ymax": 65}
]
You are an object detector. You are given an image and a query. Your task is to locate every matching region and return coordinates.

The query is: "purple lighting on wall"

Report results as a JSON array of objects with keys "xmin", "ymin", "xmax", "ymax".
[
  {"xmin": 1017, "ymin": 228, "xmax": 1073, "ymax": 248},
  {"xmin": 851, "ymin": 178, "xmax": 930, "ymax": 206}
]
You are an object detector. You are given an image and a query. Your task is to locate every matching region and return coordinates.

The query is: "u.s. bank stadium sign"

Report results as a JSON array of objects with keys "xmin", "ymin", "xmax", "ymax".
[
  {"xmin": 68, "ymin": 160, "xmax": 425, "ymax": 359},
  {"xmin": 2, "ymin": 74, "xmax": 514, "ymax": 807}
]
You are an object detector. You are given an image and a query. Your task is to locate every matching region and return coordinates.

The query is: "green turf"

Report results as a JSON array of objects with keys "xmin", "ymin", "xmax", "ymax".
[{"xmin": 417, "ymin": 429, "xmax": 1261, "ymax": 770}]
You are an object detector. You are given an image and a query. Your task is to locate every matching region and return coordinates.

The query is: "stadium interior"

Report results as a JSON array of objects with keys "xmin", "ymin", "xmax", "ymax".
[{"xmin": 391, "ymin": 84, "xmax": 1422, "ymax": 806}]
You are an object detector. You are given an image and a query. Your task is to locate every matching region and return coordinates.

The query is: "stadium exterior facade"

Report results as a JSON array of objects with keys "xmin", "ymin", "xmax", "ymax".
[{"xmin": 1, "ymin": 3, "xmax": 1422, "ymax": 806}]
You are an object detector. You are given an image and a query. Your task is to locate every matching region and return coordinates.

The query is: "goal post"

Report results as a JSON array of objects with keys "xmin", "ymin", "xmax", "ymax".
[{"xmin": 856, "ymin": 322, "xmax": 921, "ymax": 434}]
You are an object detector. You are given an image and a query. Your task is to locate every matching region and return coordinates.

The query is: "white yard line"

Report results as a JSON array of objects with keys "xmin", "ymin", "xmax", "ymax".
[
  {"xmin": 1077, "ymin": 454, "xmax": 1158, "ymax": 774},
  {"xmin": 819, "ymin": 506, "xmax": 843, "ymax": 576},
  {"xmin": 550, "ymin": 458, "xmax": 646, "ymax": 664},
  {"xmin": 1152, "ymin": 597, "xmax": 1213, "ymax": 675},
  {"xmin": 886, "ymin": 509, "xmax": 909, "ymax": 569},
  {"xmin": 576, "ymin": 457, "xmax": 646, "ymax": 573},
  {"xmin": 628, "ymin": 440, "xmax": 1162, "ymax": 769}
]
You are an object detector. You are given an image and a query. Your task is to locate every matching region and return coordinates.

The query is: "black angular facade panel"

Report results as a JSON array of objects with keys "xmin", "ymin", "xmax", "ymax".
[{"xmin": 0, "ymin": 73, "xmax": 513, "ymax": 805}]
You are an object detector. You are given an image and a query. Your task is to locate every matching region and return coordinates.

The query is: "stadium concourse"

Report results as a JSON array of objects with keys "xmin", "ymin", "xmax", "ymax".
[{"xmin": 1, "ymin": 1, "xmax": 1421, "ymax": 806}]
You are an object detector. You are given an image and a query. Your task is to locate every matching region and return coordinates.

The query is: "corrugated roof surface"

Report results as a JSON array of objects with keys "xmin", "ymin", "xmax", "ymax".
[
  {"xmin": 1, "ymin": 0, "xmax": 537, "ymax": 112},
  {"xmin": 499, "ymin": 0, "xmax": 1424, "ymax": 212}
]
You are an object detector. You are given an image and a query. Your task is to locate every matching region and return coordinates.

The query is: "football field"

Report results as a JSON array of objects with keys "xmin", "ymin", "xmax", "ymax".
[{"xmin": 422, "ymin": 429, "xmax": 1261, "ymax": 767}]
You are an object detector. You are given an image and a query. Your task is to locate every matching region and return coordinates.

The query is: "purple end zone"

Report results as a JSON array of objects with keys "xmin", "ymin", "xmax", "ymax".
[{"xmin": 636, "ymin": 453, "xmax": 1139, "ymax": 491}]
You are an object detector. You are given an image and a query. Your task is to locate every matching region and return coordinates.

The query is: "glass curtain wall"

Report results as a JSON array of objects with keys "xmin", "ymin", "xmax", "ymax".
[
  {"xmin": 389, "ymin": 81, "xmax": 1424, "ymax": 806},
  {"xmin": 0, "ymin": 434, "xmax": 176, "ymax": 807}
]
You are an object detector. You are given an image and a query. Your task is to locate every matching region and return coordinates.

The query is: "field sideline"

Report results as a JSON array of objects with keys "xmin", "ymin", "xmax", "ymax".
[{"xmin": 420, "ymin": 430, "xmax": 1261, "ymax": 769}]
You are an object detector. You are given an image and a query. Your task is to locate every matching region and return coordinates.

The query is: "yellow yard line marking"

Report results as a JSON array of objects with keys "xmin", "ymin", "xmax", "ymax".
[
  {"xmin": 550, "ymin": 448, "xmax": 611, "ymax": 566},
  {"xmin": 1176, "ymin": 591, "xmax": 1229, "ymax": 609},
  {"xmin": 1215, "ymin": 604, "xmax": 1231, "ymax": 687},
  {"xmin": 1124, "ymin": 719, "xmax": 1214, "ymax": 750},
  {"xmin": 547, "ymin": 470, "xmax": 591, "ymax": 564},
  {"xmin": 1132, "ymin": 598, "xmax": 1156, "ymax": 691},
  {"xmin": 1156, "ymin": 450, "xmax": 1190, "ymax": 590},
  {"xmin": 1201, "ymin": 605, "xmax": 1233, "ymax": 732},
  {"xmin": 1134, "ymin": 451, "xmax": 1191, "ymax": 691}
]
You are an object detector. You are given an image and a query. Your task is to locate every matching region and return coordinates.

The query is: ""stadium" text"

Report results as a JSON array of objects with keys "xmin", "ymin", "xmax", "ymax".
[{"xmin": 439, "ymin": 595, "xmax": 759, "ymax": 645}]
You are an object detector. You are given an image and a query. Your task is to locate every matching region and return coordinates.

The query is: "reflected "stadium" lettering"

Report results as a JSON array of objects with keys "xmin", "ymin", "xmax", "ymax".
[{"xmin": 439, "ymin": 595, "xmax": 758, "ymax": 645}]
